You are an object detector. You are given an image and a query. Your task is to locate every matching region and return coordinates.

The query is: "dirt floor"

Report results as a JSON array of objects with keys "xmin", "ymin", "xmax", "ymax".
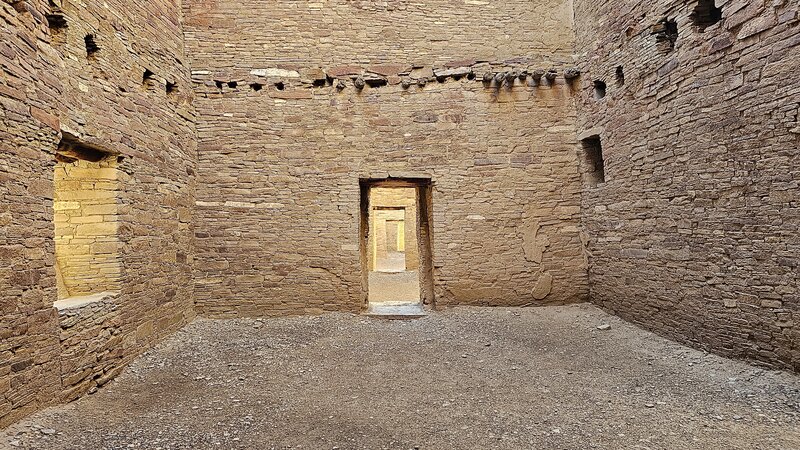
[
  {"xmin": 3, "ymin": 305, "xmax": 800, "ymax": 450},
  {"xmin": 368, "ymin": 270, "xmax": 421, "ymax": 304}
]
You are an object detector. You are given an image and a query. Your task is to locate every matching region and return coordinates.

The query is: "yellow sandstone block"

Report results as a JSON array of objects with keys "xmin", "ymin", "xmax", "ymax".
[{"xmin": 75, "ymin": 222, "xmax": 117, "ymax": 236}]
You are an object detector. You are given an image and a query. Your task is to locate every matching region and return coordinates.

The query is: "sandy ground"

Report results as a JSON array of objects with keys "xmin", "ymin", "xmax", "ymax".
[
  {"xmin": 2, "ymin": 305, "xmax": 799, "ymax": 450},
  {"xmin": 375, "ymin": 251, "xmax": 408, "ymax": 272},
  {"xmin": 368, "ymin": 270, "xmax": 420, "ymax": 303}
]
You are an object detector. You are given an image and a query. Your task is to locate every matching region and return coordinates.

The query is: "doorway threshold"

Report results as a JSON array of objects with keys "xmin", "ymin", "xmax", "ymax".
[{"xmin": 365, "ymin": 302, "xmax": 427, "ymax": 319}]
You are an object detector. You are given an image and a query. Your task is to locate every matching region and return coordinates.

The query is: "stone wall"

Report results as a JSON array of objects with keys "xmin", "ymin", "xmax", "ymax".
[
  {"xmin": 0, "ymin": 0, "xmax": 64, "ymax": 427},
  {"xmin": 1, "ymin": 0, "xmax": 197, "ymax": 426},
  {"xmin": 184, "ymin": 0, "xmax": 576, "ymax": 70},
  {"xmin": 573, "ymin": 0, "xmax": 800, "ymax": 370},
  {"xmin": 184, "ymin": 0, "xmax": 589, "ymax": 317},
  {"xmin": 49, "ymin": 0, "xmax": 199, "ymax": 376},
  {"xmin": 6, "ymin": 0, "xmax": 795, "ymax": 430},
  {"xmin": 57, "ymin": 294, "xmax": 123, "ymax": 403},
  {"xmin": 54, "ymin": 157, "xmax": 121, "ymax": 298}
]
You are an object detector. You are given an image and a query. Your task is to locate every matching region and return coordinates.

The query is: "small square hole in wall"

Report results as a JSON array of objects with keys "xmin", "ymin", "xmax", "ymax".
[
  {"xmin": 653, "ymin": 18, "xmax": 679, "ymax": 52},
  {"xmin": 84, "ymin": 34, "xmax": 99, "ymax": 57},
  {"xmin": 143, "ymin": 69, "xmax": 155, "ymax": 87},
  {"xmin": 166, "ymin": 81, "xmax": 177, "ymax": 96},
  {"xmin": 581, "ymin": 135, "xmax": 605, "ymax": 186},
  {"xmin": 46, "ymin": 13, "xmax": 67, "ymax": 45},
  {"xmin": 593, "ymin": 80, "xmax": 607, "ymax": 100},
  {"xmin": 46, "ymin": 13, "xmax": 67, "ymax": 34},
  {"xmin": 615, "ymin": 66, "xmax": 625, "ymax": 86},
  {"xmin": 691, "ymin": 0, "xmax": 723, "ymax": 31}
]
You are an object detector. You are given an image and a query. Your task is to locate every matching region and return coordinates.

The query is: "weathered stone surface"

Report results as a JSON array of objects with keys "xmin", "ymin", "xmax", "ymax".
[
  {"xmin": 522, "ymin": 220, "xmax": 551, "ymax": 264},
  {"xmin": 367, "ymin": 64, "xmax": 408, "ymax": 77},
  {"xmin": 2, "ymin": 0, "xmax": 797, "ymax": 431},
  {"xmin": 1, "ymin": 0, "xmax": 196, "ymax": 427},
  {"xmin": 532, "ymin": 272, "xmax": 554, "ymax": 300},
  {"xmin": 327, "ymin": 65, "xmax": 362, "ymax": 77},
  {"xmin": 184, "ymin": 0, "xmax": 586, "ymax": 315},
  {"xmin": 250, "ymin": 68, "xmax": 301, "ymax": 78},
  {"xmin": 433, "ymin": 67, "xmax": 473, "ymax": 78},
  {"xmin": 574, "ymin": 0, "xmax": 800, "ymax": 371}
]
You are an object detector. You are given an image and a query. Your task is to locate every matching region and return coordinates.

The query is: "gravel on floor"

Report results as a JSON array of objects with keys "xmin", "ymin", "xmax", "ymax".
[{"xmin": 2, "ymin": 304, "xmax": 799, "ymax": 450}]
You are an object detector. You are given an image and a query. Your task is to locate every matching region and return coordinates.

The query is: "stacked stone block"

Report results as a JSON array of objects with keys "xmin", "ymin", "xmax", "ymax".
[
  {"xmin": 1, "ymin": 0, "xmax": 197, "ymax": 426},
  {"xmin": 1, "ymin": 0, "xmax": 66, "ymax": 428},
  {"xmin": 184, "ymin": 0, "xmax": 590, "ymax": 317},
  {"xmin": 54, "ymin": 157, "xmax": 121, "ymax": 298},
  {"xmin": 57, "ymin": 294, "xmax": 123, "ymax": 402},
  {"xmin": 573, "ymin": 0, "xmax": 800, "ymax": 370}
]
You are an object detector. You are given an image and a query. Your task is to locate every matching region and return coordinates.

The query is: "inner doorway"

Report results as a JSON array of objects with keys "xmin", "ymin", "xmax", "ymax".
[{"xmin": 360, "ymin": 179, "xmax": 433, "ymax": 316}]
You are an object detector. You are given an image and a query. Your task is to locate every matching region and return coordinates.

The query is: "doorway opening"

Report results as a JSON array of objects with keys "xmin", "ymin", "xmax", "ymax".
[
  {"xmin": 53, "ymin": 134, "xmax": 121, "ymax": 307},
  {"xmin": 360, "ymin": 179, "xmax": 434, "ymax": 317}
]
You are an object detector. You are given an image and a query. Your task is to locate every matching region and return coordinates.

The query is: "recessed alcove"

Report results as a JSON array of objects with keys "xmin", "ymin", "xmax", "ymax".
[
  {"xmin": 46, "ymin": 12, "xmax": 67, "ymax": 45},
  {"xmin": 53, "ymin": 136, "xmax": 121, "ymax": 304},
  {"xmin": 84, "ymin": 34, "xmax": 99, "ymax": 57},
  {"xmin": 654, "ymin": 18, "xmax": 679, "ymax": 52},
  {"xmin": 143, "ymin": 68, "xmax": 155, "ymax": 87},
  {"xmin": 691, "ymin": 0, "xmax": 723, "ymax": 31},
  {"xmin": 593, "ymin": 80, "xmax": 607, "ymax": 99},
  {"xmin": 581, "ymin": 135, "xmax": 605, "ymax": 186},
  {"xmin": 615, "ymin": 66, "xmax": 625, "ymax": 86}
]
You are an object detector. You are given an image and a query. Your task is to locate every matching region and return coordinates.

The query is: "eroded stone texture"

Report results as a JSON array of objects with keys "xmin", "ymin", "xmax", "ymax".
[
  {"xmin": 3, "ymin": 0, "xmax": 796, "ymax": 432},
  {"xmin": 0, "ymin": 1, "xmax": 63, "ymax": 427},
  {"xmin": 1, "ymin": 0, "xmax": 197, "ymax": 427},
  {"xmin": 574, "ymin": 0, "xmax": 800, "ymax": 370},
  {"xmin": 57, "ymin": 294, "xmax": 122, "ymax": 403},
  {"xmin": 184, "ymin": 1, "xmax": 576, "ymax": 71},
  {"xmin": 184, "ymin": 0, "xmax": 589, "ymax": 316}
]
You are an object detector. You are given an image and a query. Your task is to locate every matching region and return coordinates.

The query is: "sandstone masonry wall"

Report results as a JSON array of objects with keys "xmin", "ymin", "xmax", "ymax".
[
  {"xmin": 7, "ymin": 0, "xmax": 795, "ymax": 430},
  {"xmin": 185, "ymin": 0, "xmax": 575, "ymax": 70},
  {"xmin": 0, "ymin": 0, "xmax": 64, "ymax": 426},
  {"xmin": 184, "ymin": 0, "xmax": 589, "ymax": 316},
  {"xmin": 1, "ymin": 0, "xmax": 197, "ymax": 426},
  {"xmin": 54, "ymin": 157, "xmax": 121, "ymax": 298},
  {"xmin": 50, "ymin": 0, "xmax": 199, "ymax": 393},
  {"xmin": 57, "ymin": 294, "xmax": 122, "ymax": 403},
  {"xmin": 573, "ymin": 0, "xmax": 800, "ymax": 370}
]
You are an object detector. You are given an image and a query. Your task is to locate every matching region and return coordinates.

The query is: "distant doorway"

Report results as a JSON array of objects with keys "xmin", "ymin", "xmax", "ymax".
[
  {"xmin": 372, "ymin": 209, "xmax": 410, "ymax": 273},
  {"xmin": 360, "ymin": 179, "xmax": 434, "ymax": 316}
]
